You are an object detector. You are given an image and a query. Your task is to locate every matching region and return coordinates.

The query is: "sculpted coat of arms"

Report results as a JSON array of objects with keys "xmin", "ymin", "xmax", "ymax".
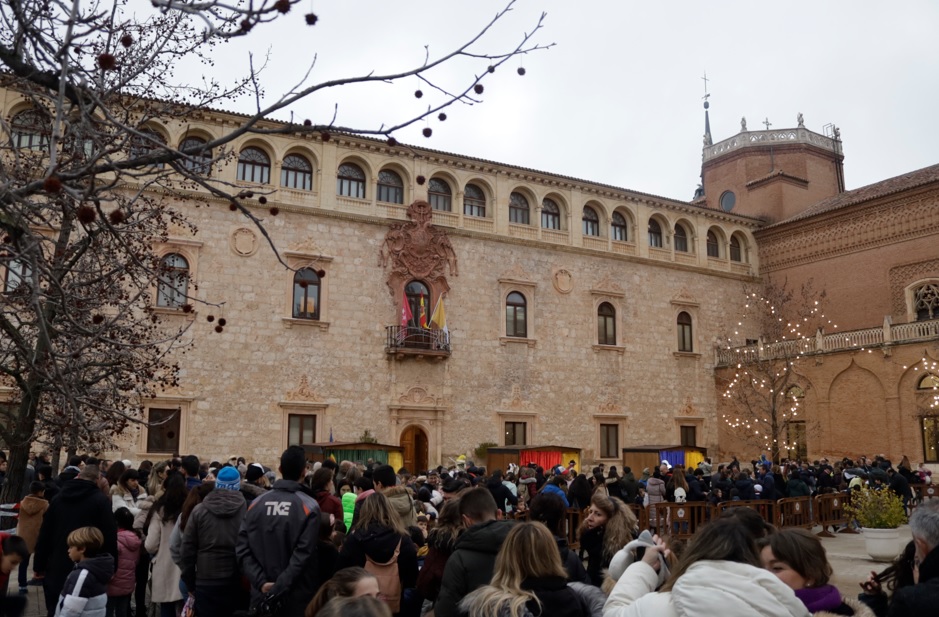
[{"xmin": 379, "ymin": 200, "xmax": 458, "ymax": 294}]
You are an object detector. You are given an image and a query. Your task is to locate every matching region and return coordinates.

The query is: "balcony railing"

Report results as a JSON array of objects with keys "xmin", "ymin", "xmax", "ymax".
[
  {"xmin": 385, "ymin": 326, "xmax": 451, "ymax": 359},
  {"xmin": 716, "ymin": 317, "xmax": 939, "ymax": 366}
]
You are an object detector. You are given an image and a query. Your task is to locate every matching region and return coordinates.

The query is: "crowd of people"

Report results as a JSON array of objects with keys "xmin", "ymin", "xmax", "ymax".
[{"xmin": 0, "ymin": 448, "xmax": 934, "ymax": 617}]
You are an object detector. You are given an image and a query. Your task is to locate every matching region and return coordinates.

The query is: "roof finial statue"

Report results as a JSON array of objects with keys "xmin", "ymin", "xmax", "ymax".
[
  {"xmin": 701, "ymin": 71, "xmax": 712, "ymax": 146},
  {"xmin": 741, "ymin": 116, "xmax": 747, "ymax": 132},
  {"xmin": 797, "ymin": 112, "xmax": 804, "ymax": 128}
]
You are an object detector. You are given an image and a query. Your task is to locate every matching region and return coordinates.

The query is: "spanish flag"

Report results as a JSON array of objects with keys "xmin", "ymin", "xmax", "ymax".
[
  {"xmin": 419, "ymin": 293, "xmax": 428, "ymax": 329},
  {"xmin": 430, "ymin": 296, "xmax": 447, "ymax": 334}
]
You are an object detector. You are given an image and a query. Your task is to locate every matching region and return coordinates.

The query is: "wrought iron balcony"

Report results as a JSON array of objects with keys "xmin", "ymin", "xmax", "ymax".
[{"xmin": 385, "ymin": 326, "xmax": 451, "ymax": 360}]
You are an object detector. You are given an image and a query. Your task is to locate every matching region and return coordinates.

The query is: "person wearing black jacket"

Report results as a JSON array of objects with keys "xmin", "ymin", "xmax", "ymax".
[
  {"xmin": 485, "ymin": 470, "xmax": 518, "ymax": 514},
  {"xmin": 887, "ymin": 500, "xmax": 939, "ymax": 616},
  {"xmin": 528, "ymin": 493, "xmax": 589, "ymax": 584},
  {"xmin": 686, "ymin": 469, "xmax": 707, "ymax": 502},
  {"xmin": 33, "ymin": 465, "xmax": 118, "ymax": 617},
  {"xmin": 236, "ymin": 446, "xmax": 321, "ymax": 617}
]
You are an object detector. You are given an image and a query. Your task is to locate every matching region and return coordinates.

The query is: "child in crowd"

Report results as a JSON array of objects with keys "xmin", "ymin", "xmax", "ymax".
[
  {"xmin": 54, "ymin": 526, "xmax": 115, "ymax": 617},
  {"xmin": 107, "ymin": 508, "xmax": 141, "ymax": 617}
]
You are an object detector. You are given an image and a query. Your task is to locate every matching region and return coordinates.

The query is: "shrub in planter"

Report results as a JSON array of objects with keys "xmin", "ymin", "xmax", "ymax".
[{"xmin": 845, "ymin": 487, "xmax": 907, "ymax": 529}]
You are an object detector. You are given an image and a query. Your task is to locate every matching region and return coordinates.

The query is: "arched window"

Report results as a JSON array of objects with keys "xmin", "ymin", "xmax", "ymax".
[
  {"xmin": 428, "ymin": 178, "xmax": 452, "ymax": 212},
  {"xmin": 281, "ymin": 154, "xmax": 313, "ymax": 191},
  {"xmin": 612, "ymin": 212, "xmax": 628, "ymax": 242},
  {"xmin": 237, "ymin": 147, "xmax": 270, "ymax": 184},
  {"xmin": 157, "ymin": 253, "xmax": 189, "ymax": 308},
  {"xmin": 292, "ymin": 268, "xmax": 320, "ymax": 319},
  {"xmin": 706, "ymin": 230, "xmax": 720, "ymax": 258},
  {"xmin": 130, "ymin": 129, "xmax": 167, "ymax": 168},
  {"xmin": 506, "ymin": 292, "xmax": 527, "ymax": 338},
  {"xmin": 648, "ymin": 219, "xmax": 663, "ymax": 248},
  {"xmin": 464, "ymin": 183, "xmax": 486, "ymax": 217},
  {"xmin": 541, "ymin": 198, "xmax": 561, "ymax": 230},
  {"xmin": 179, "ymin": 136, "xmax": 212, "ymax": 174},
  {"xmin": 919, "ymin": 374, "xmax": 939, "ymax": 390},
  {"xmin": 598, "ymin": 302, "xmax": 616, "ymax": 346},
  {"xmin": 677, "ymin": 311, "xmax": 693, "ymax": 352},
  {"xmin": 509, "ymin": 192, "xmax": 530, "ymax": 225},
  {"xmin": 582, "ymin": 206, "xmax": 600, "ymax": 237},
  {"xmin": 3, "ymin": 259, "xmax": 31, "ymax": 293},
  {"xmin": 914, "ymin": 283, "xmax": 939, "ymax": 321},
  {"xmin": 337, "ymin": 163, "xmax": 366, "ymax": 198},
  {"xmin": 11, "ymin": 110, "xmax": 49, "ymax": 150},
  {"xmin": 730, "ymin": 235, "xmax": 743, "ymax": 262},
  {"xmin": 405, "ymin": 280, "xmax": 430, "ymax": 328},
  {"xmin": 377, "ymin": 169, "xmax": 404, "ymax": 204},
  {"xmin": 674, "ymin": 224, "xmax": 689, "ymax": 252}
]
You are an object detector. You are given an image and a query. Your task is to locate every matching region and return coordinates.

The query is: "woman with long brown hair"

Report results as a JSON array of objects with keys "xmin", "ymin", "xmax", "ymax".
[
  {"xmin": 579, "ymin": 492, "xmax": 637, "ymax": 587},
  {"xmin": 460, "ymin": 522, "xmax": 603, "ymax": 617}
]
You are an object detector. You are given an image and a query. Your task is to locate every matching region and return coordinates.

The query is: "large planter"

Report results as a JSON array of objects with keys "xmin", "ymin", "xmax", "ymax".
[{"xmin": 862, "ymin": 527, "xmax": 901, "ymax": 562}]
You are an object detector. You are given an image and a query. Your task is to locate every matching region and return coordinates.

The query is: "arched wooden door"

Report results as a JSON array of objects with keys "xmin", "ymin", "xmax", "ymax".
[{"xmin": 400, "ymin": 425, "xmax": 429, "ymax": 473}]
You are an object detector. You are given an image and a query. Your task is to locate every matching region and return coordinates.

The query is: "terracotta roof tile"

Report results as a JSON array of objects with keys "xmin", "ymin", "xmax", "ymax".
[{"xmin": 771, "ymin": 162, "xmax": 939, "ymax": 227}]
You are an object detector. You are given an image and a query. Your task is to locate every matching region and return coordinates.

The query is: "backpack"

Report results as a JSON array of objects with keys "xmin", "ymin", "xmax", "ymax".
[{"xmin": 364, "ymin": 539, "xmax": 402, "ymax": 613}]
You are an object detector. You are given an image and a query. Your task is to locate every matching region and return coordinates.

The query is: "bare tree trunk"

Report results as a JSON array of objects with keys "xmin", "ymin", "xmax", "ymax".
[{"xmin": 2, "ymin": 441, "xmax": 31, "ymax": 505}]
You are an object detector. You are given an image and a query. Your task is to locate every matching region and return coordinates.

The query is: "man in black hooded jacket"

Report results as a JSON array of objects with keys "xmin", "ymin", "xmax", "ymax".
[{"xmin": 33, "ymin": 465, "xmax": 117, "ymax": 617}]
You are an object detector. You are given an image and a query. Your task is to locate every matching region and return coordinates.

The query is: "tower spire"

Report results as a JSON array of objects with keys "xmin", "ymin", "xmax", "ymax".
[{"xmin": 702, "ymin": 71, "xmax": 712, "ymax": 147}]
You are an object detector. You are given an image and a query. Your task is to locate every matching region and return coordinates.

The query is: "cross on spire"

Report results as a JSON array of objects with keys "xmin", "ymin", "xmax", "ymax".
[
  {"xmin": 701, "ymin": 71, "xmax": 710, "ymax": 102},
  {"xmin": 763, "ymin": 117, "xmax": 772, "ymax": 130}
]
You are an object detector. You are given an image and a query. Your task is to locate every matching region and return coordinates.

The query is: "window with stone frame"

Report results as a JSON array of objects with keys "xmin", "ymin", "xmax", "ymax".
[
  {"xmin": 582, "ymin": 206, "xmax": 600, "ymax": 237},
  {"xmin": 611, "ymin": 212, "xmax": 628, "ymax": 242},
  {"xmin": 288, "ymin": 414, "xmax": 317, "ymax": 446},
  {"xmin": 504, "ymin": 421, "xmax": 527, "ymax": 446},
  {"xmin": 463, "ymin": 183, "xmax": 487, "ymax": 217},
  {"xmin": 281, "ymin": 154, "xmax": 313, "ymax": 191},
  {"xmin": 677, "ymin": 311, "xmax": 693, "ymax": 352},
  {"xmin": 129, "ymin": 129, "xmax": 167, "ymax": 169},
  {"xmin": 337, "ymin": 163, "xmax": 366, "ymax": 199},
  {"xmin": 600, "ymin": 424, "xmax": 619, "ymax": 459},
  {"xmin": 648, "ymin": 219, "xmax": 663, "ymax": 248},
  {"xmin": 428, "ymin": 178, "xmax": 452, "ymax": 212},
  {"xmin": 509, "ymin": 192, "xmax": 530, "ymax": 225},
  {"xmin": 179, "ymin": 136, "xmax": 212, "ymax": 175},
  {"xmin": 156, "ymin": 253, "xmax": 190, "ymax": 308},
  {"xmin": 292, "ymin": 268, "xmax": 321, "ymax": 320},
  {"xmin": 597, "ymin": 302, "xmax": 616, "ymax": 346},
  {"xmin": 541, "ymin": 198, "xmax": 561, "ymax": 230},
  {"xmin": 3, "ymin": 258, "xmax": 32, "ymax": 293},
  {"xmin": 679, "ymin": 425, "xmax": 697, "ymax": 447},
  {"xmin": 730, "ymin": 235, "xmax": 743, "ymax": 262},
  {"xmin": 914, "ymin": 283, "xmax": 939, "ymax": 321},
  {"xmin": 377, "ymin": 170, "xmax": 405, "ymax": 204},
  {"xmin": 237, "ymin": 146, "xmax": 271, "ymax": 184},
  {"xmin": 674, "ymin": 224, "xmax": 689, "ymax": 253},
  {"xmin": 147, "ymin": 407, "xmax": 181, "ymax": 453},
  {"xmin": 505, "ymin": 291, "xmax": 528, "ymax": 338}
]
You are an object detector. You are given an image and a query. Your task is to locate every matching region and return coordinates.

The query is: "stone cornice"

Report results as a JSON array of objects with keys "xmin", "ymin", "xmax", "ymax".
[{"xmin": 755, "ymin": 193, "xmax": 939, "ymax": 272}]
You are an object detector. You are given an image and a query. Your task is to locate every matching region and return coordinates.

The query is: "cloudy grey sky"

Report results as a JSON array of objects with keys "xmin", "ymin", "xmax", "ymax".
[{"xmin": 205, "ymin": 0, "xmax": 939, "ymax": 202}]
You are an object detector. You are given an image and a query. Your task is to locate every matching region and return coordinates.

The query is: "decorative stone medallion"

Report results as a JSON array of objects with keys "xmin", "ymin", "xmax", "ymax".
[
  {"xmin": 553, "ymin": 268, "xmax": 573, "ymax": 294},
  {"xmin": 230, "ymin": 227, "xmax": 259, "ymax": 257}
]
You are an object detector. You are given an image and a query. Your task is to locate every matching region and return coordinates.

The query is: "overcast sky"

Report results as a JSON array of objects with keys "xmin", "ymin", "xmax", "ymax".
[{"xmin": 201, "ymin": 0, "xmax": 939, "ymax": 202}]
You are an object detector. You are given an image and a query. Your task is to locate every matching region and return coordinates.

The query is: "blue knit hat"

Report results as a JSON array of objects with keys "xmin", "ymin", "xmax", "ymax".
[{"xmin": 215, "ymin": 466, "xmax": 241, "ymax": 491}]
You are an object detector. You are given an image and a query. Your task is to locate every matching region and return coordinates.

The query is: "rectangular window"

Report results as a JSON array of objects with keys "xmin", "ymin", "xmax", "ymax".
[
  {"xmin": 675, "ymin": 235, "xmax": 688, "ymax": 252},
  {"xmin": 504, "ymin": 421, "xmax": 527, "ymax": 446},
  {"xmin": 429, "ymin": 194, "xmax": 451, "ymax": 212},
  {"xmin": 787, "ymin": 421, "xmax": 808, "ymax": 461},
  {"xmin": 679, "ymin": 425, "xmax": 697, "ymax": 447},
  {"xmin": 600, "ymin": 424, "xmax": 619, "ymax": 459},
  {"xmin": 678, "ymin": 323, "xmax": 693, "ymax": 352},
  {"xmin": 147, "ymin": 407, "xmax": 181, "ymax": 453},
  {"xmin": 509, "ymin": 206, "xmax": 529, "ymax": 225},
  {"xmin": 923, "ymin": 417, "xmax": 939, "ymax": 463},
  {"xmin": 289, "ymin": 414, "xmax": 317, "ymax": 446}
]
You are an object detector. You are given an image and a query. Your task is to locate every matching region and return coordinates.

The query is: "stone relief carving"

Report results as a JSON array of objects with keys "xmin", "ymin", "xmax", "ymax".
[
  {"xmin": 592, "ymin": 276, "xmax": 624, "ymax": 295},
  {"xmin": 678, "ymin": 396, "xmax": 698, "ymax": 416},
  {"xmin": 379, "ymin": 200, "xmax": 458, "ymax": 295},
  {"xmin": 500, "ymin": 264, "xmax": 532, "ymax": 283},
  {"xmin": 597, "ymin": 401, "xmax": 623, "ymax": 415},
  {"xmin": 398, "ymin": 386, "xmax": 439, "ymax": 406},
  {"xmin": 502, "ymin": 385, "xmax": 531, "ymax": 411},
  {"xmin": 229, "ymin": 227, "xmax": 259, "ymax": 257},
  {"xmin": 552, "ymin": 268, "xmax": 573, "ymax": 294},
  {"xmin": 671, "ymin": 288, "xmax": 699, "ymax": 306},
  {"xmin": 285, "ymin": 375, "xmax": 321, "ymax": 402},
  {"xmin": 289, "ymin": 236, "xmax": 324, "ymax": 256}
]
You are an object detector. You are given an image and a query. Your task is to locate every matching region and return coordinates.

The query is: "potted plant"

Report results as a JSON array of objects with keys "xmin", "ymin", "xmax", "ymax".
[{"xmin": 845, "ymin": 487, "xmax": 907, "ymax": 561}]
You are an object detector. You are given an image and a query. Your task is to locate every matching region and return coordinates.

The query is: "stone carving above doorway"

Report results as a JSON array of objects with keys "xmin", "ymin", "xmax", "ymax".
[
  {"xmin": 285, "ymin": 375, "xmax": 322, "ymax": 402},
  {"xmin": 398, "ymin": 385, "xmax": 440, "ymax": 406},
  {"xmin": 379, "ymin": 200, "xmax": 458, "ymax": 295}
]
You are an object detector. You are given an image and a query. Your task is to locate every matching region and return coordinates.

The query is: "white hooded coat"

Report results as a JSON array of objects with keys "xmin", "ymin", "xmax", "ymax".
[{"xmin": 603, "ymin": 559, "xmax": 811, "ymax": 617}]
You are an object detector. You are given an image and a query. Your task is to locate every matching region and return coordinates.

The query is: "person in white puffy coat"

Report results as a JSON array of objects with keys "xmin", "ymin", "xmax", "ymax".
[{"xmin": 603, "ymin": 519, "xmax": 810, "ymax": 617}]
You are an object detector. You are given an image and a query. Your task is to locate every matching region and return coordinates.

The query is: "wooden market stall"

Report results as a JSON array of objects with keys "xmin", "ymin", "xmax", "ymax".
[
  {"xmin": 486, "ymin": 445, "xmax": 582, "ymax": 475},
  {"xmin": 302, "ymin": 442, "xmax": 405, "ymax": 471},
  {"xmin": 621, "ymin": 444, "xmax": 708, "ymax": 473}
]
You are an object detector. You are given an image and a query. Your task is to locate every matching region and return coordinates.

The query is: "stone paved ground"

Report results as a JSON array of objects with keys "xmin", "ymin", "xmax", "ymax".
[{"xmin": 5, "ymin": 524, "xmax": 912, "ymax": 615}]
